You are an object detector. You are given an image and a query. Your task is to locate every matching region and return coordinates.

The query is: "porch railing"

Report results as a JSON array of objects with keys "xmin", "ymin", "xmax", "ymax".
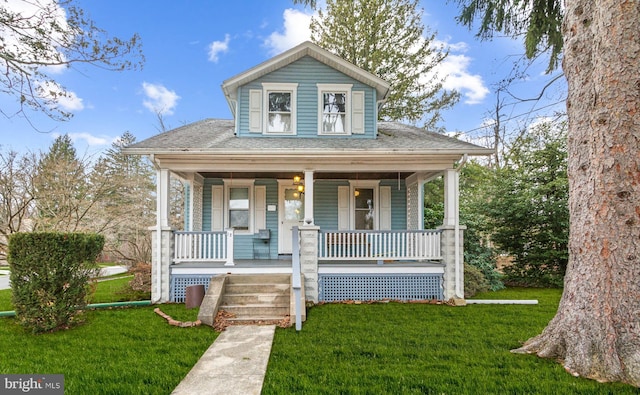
[
  {"xmin": 173, "ymin": 229, "xmax": 235, "ymax": 266},
  {"xmin": 318, "ymin": 229, "xmax": 442, "ymax": 261}
]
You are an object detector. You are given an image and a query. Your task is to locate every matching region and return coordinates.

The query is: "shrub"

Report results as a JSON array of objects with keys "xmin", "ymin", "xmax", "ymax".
[
  {"xmin": 464, "ymin": 263, "xmax": 490, "ymax": 298},
  {"xmin": 7, "ymin": 232, "xmax": 105, "ymax": 333}
]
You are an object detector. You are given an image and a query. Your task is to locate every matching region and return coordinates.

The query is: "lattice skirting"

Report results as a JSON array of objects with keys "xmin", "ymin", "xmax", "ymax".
[
  {"xmin": 170, "ymin": 275, "xmax": 214, "ymax": 303},
  {"xmin": 318, "ymin": 273, "xmax": 443, "ymax": 302}
]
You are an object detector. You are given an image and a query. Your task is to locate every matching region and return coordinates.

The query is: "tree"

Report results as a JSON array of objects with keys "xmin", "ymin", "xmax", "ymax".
[
  {"xmin": 0, "ymin": 0, "xmax": 143, "ymax": 121},
  {"xmin": 0, "ymin": 150, "xmax": 37, "ymax": 260},
  {"xmin": 485, "ymin": 120, "xmax": 568, "ymax": 287},
  {"xmin": 33, "ymin": 134, "xmax": 90, "ymax": 231},
  {"xmin": 310, "ymin": 0, "xmax": 459, "ymax": 127},
  {"xmin": 95, "ymin": 132, "xmax": 155, "ymax": 264},
  {"xmin": 456, "ymin": 0, "xmax": 640, "ymax": 386}
]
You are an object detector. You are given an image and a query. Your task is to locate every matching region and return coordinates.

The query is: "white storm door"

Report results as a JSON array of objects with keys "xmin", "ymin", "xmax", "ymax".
[{"xmin": 278, "ymin": 183, "xmax": 305, "ymax": 254}]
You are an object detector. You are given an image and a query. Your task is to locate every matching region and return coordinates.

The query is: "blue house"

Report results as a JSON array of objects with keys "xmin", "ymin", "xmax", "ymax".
[{"xmin": 125, "ymin": 42, "xmax": 492, "ymax": 313}]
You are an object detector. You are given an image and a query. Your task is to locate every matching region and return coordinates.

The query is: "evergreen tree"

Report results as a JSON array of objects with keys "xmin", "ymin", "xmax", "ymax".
[
  {"xmin": 310, "ymin": 0, "xmax": 459, "ymax": 128},
  {"xmin": 485, "ymin": 121, "xmax": 569, "ymax": 287}
]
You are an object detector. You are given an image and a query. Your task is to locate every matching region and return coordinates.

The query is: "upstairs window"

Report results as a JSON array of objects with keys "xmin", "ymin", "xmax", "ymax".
[
  {"xmin": 317, "ymin": 84, "xmax": 354, "ymax": 135},
  {"xmin": 262, "ymin": 83, "xmax": 297, "ymax": 134},
  {"xmin": 322, "ymin": 92, "xmax": 347, "ymax": 133}
]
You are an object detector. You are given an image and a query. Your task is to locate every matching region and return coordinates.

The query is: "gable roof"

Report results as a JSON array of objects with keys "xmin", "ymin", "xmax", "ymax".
[{"xmin": 221, "ymin": 41, "xmax": 391, "ymax": 115}]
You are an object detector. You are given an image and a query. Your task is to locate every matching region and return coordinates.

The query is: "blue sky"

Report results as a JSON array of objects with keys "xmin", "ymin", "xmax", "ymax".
[{"xmin": 0, "ymin": 0, "xmax": 566, "ymax": 157}]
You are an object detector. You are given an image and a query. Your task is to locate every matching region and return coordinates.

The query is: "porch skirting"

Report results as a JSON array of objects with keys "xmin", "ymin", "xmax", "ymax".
[{"xmin": 318, "ymin": 273, "xmax": 443, "ymax": 302}]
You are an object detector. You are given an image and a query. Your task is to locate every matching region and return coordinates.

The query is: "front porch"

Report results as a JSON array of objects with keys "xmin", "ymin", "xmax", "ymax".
[{"xmin": 159, "ymin": 227, "xmax": 459, "ymax": 304}]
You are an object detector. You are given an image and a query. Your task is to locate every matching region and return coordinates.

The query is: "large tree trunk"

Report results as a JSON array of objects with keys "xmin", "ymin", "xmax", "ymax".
[{"xmin": 512, "ymin": 1, "xmax": 640, "ymax": 387}]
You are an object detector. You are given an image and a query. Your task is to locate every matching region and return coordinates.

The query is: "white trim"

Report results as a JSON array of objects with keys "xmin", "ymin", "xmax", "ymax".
[
  {"xmin": 262, "ymin": 83, "xmax": 298, "ymax": 135},
  {"xmin": 318, "ymin": 264, "xmax": 444, "ymax": 275},
  {"xmin": 223, "ymin": 179, "xmax": 255, "ymax": 234},
  {"xmin": 317, "ymin": 83, "xmax": 352, "ymax": 135}
]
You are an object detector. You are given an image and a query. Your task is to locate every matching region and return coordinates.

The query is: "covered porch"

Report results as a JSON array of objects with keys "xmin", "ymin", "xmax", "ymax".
[{"xmin": 152, "ymin": 166, "xmax": 465, "ymax": 304}]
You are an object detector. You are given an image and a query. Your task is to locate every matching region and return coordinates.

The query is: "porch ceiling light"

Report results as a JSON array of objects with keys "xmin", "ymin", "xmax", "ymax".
[{"xmin": 293, "ymin": 175, "xmax": 302, "ymax": 184}]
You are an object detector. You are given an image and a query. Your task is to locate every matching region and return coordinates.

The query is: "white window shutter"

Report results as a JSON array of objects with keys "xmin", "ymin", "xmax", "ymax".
[
  {"xmin": 380, "ymin": 186, "xmax": 392, "ymax": 230},
  {"xmin": 352, "ymin": 91, "xmax": 365, "ymax": 134},
  {"xmin": 338, "ymin": 186, "xmax": 350, "ymax": 230},
  {"xmin": 249, "ymin": 89, "xmax": 262, "ymax": 133},
  {"xmin": 211, "ymin": 185, "xmax": 224, "ymax": 231},
  {"xmin": 254, "ymin": 185, "xmax": 266, "ymax": 231}
]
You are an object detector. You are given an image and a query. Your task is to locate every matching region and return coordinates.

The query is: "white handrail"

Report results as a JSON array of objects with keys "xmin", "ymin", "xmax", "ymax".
[
  {"xmin": 173, "ymin": 231, "xmax": 229, "ymax": 263},
  {"xmin": 318, "ymin": 230, "xmax": 442, "ymax": 261}
]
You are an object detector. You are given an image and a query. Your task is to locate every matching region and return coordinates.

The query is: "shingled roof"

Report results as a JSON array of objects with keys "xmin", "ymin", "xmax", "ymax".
[{"xmin": 124, "ymin": 118, "xmax": 493, "ymax": 156}]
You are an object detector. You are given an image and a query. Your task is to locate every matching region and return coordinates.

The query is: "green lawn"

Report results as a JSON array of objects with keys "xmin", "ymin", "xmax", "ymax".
[
  {"xmin": 0, "ymin": 279, "xmax": 218, "ymax": 394},
  {"xmin": 1, "ymin": 285, "xmax": 637, "ymax": 394},
  {"xmin": 263, "ymin": 288, "xmax": 637, "ymax": 394}
]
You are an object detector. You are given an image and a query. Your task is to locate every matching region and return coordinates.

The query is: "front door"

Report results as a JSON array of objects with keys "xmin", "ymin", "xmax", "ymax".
[{"xmin": 279, "ymin": 183, "xmax": 305, "ymax": 254}]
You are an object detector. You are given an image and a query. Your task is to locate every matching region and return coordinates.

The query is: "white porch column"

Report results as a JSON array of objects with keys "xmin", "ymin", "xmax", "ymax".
[
  {"xmin": 304, "ymin": 170, "xmax": 314, "ymax": 225},
  {"xmin": 188, "ymin": 173, "xmax": 204, "ymax": 231},
  {"xmin": 153, "ymin": 168, "xmax": 173, "ymax": 303},
  {"xmin": 299, "ymin": 225, "xmax": 319, "ymax": 303},
  {"xmin": 441, "ymin": 168, "xmax": 464, "ymax": 300},
  {"xmin": 443, "ymin": 169, "xmax": 458, "ymax": 227}
]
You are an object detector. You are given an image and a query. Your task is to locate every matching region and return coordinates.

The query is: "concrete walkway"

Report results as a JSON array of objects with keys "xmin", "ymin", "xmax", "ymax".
[
  {"xmin": 0, "ymin": 270, "xmax": 9, "ymax": 290},
  {"xmin": 172, "ymin": 325, "xmax": 276, "ymax": 395}
]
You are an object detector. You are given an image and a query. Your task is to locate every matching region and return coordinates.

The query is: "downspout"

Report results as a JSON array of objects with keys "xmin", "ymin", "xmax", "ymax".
[
  {"xmin": 454, "ymin": 154, "xmax": 468, "ymax": 298},
  {"xmin": 150, "ymin": 154, "xmax": 162, "ymax": 304}
]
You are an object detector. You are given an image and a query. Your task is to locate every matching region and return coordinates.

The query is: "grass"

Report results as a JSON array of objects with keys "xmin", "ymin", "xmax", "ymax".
[
  {"xmin": 263, "ymin": 288, "xmax": 638, "ymax": 394},
  {"xmin": 1, "ymin": 285, "xmax": 637, "ymax": 394},
  {"xmin": 0, "ymin": 279, "xmax": 218, "ymax": 394}
]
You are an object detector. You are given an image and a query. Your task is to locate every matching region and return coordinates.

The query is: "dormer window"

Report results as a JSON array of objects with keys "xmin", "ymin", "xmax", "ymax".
[
  {"xmin": 317, "ymin": 84, "xmax": 352, "ymax": 135},
  {"xmin": 261, "ymin": 83, "xmax": 297, "ymax": 135}
]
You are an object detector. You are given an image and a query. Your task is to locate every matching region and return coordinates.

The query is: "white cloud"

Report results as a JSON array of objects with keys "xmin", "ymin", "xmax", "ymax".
[
  {"xmin": 69, "ymin": 133, "xmax": 115, "ymax": 147},
  {"xmin": 208, "ymin": 34, "xmax": 230, "ymax": 63},
  {"xmin": 264, "ymin": 9, "xmax": 313, "ymax": 56},
  {"xmin": 37, "ymin": 81, "xmax": 84, "ymax": 112},
  {"xmin": 431, "ymin": 39, "xmax": 490, "ymax": 105},
  {"xmin": 141, "ymin": 82, "xmax": 180, "ymax": 115},
  {"xmin": 1, "ymin": 0, "xmax": 72, "ymax": 69}
]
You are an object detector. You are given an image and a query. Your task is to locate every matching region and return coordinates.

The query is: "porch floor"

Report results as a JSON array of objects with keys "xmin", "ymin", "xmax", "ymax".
[{"xmin": 171, "ymin": 259, "xmax": 444, "ymax": 275}]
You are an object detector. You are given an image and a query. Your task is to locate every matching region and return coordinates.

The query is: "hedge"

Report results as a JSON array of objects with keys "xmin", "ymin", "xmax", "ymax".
[{"xmin": 7, "ymin": 232, "xmax": 105, "ymax": 333}]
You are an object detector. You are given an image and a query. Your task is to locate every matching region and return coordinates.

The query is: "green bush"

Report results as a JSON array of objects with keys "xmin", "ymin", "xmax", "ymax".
[
  {"xmin": 464, "ymin": 263, "xmax": 490, "ymax": 298},
  {"xmin": 7, "ymin": 232, "xmax": 105, "ymax": 333}
]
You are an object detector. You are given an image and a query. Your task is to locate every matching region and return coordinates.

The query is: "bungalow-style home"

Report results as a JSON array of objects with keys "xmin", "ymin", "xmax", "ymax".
[{"xmin": 124, "ymin": 41, "xmax": 492, "ymax": 319}]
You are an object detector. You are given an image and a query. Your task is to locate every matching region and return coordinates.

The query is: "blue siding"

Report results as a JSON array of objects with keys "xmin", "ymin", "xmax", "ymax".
[
  {"xmin": 195, "ymin": 177, "xmax": 407, "ymax": 259},
  {"xmin": 236, "ymin": 56, "xmax": 377, "ymax": 138},
  {"xmin": 381, "ymin": 179, "xmax": 407, "ymax": 230}
]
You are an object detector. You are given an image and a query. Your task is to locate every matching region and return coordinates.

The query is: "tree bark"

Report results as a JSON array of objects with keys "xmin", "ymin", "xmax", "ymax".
[{"xmin": 512, "ymin": 1, "xmax": 640, "ymax": 387}]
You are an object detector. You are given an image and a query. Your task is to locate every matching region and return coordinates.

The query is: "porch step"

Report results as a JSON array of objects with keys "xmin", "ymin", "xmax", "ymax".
[{"xmin": 219, "ymin": 274, "xmax": 292, "ymax": 324}]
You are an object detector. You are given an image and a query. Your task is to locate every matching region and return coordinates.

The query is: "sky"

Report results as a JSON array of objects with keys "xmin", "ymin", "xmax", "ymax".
[{"xmin": 0, "ymin": 0, "xmax": 566, "ymax": 158}]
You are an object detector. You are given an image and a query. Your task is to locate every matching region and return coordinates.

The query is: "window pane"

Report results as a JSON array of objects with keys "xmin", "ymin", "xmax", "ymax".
[
  {"xmin": 322, "ymin": 114, "xmax": 344, "ymax": 133},
  {"xmin": 268, "ymin": 114, "xmax": 291, "ymax": 132},
  {"xmin": 229, "ymin": 188, "xmax": 249, "ymax": 209},
  {"xmin": 284, "ymin": 188, "xmax": 304, "ymax": 221},
  {"xmin": 355, "ymin": 189, "xmax": 374, "ymax": 208},
  {"xmin": 269, "ymin": 92, "xmax": 291, "ymax": 112},
  {"xmin": 322, "ymin": 93, "xmax": 346, "ymax": 133},
  {"xmin": 323, "ymin": 93, "xmax": 346, "ymax": 113},
  {"xmin": 355, "ymin": 211, "xmax": 374, "ymax": 230},
  {"xmin": 355, "ymin": 188, "xmax": 374, "ymax": 230},
  {"xmin": 229, "ymin": 210, "xmax": 249, "ymax": 230}
]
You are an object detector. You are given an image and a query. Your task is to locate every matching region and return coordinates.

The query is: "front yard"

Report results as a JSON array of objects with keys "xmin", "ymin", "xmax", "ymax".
[{"xmin": 0, "ymin": 282, "xmax": 636, "ymax": 394}]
